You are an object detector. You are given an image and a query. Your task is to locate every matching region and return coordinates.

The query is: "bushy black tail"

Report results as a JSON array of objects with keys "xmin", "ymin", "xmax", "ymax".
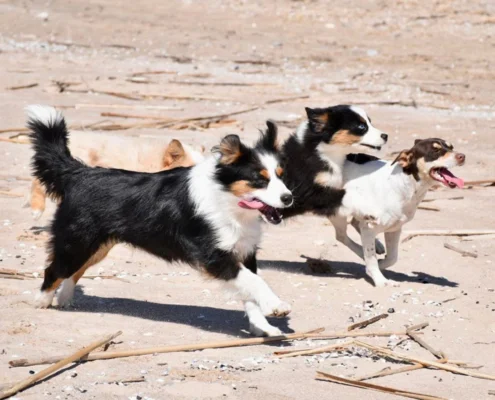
[{"xmin": 26, "ymin": 105, "xmax": 85, "ymax": 199}]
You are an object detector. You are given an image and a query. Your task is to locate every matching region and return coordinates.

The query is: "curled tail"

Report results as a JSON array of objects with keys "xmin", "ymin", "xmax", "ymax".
[{"xmin": 26, "ymin": 105, "xmax": 84, "ymax": 200}]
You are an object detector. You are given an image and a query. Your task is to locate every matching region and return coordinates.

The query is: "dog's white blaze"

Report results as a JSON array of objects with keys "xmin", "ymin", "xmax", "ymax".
[
  {"xmin": 251, "ymin": 153, "xmax": 292, "ymax": 208},
  {"xmin": 188, "ymin": 157, "xmax": 261, "ymax": 257},
  {"xmin": 350, "ymin": 105, "xmax": 386, "ymax": 149},
  {"xmin": 25, "ymin": 105, "xmax": 64, "ymax": 127}
]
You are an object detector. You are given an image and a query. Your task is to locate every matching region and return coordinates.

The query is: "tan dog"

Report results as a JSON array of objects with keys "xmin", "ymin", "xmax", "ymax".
[{"xmin": 29, "ymin": 138, "xmax": 205, "ymax": 219}]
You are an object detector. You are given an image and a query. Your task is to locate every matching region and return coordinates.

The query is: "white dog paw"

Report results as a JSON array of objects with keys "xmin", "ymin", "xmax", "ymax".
[
  {"xmin": 260, "ymin": 300, "xmax": 291, "ymax": 318},
  {"xmin": 54, "ymin": 280, "xmax": 75, "ymax": 308},
  {"xmin": 374, "ymin": 278, "xmax": 399, "ymax": 288},
  {"xmin": 31, "ymin": 209, "xmax": 43, "ymax": 220},
  {"xmin": 249, "ymin": 323, "xmax": 282, "ymax": 337},
  {"xmin": 34, "ymin": 291, "xmax": 54, "ymax": 308}
]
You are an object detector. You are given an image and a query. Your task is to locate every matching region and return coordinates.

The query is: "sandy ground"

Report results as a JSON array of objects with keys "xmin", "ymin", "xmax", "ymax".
[{"xmin": 0, "ymin": 0, "xmax": 494, "ymax": 399}]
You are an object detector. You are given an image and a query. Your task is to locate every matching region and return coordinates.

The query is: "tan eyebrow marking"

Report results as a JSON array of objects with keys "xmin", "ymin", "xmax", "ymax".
[
  {"xmin": 433, "ymin": 142, "xmax": 442, "ymax": 149},
  {"xmin": 276, "ymin": 167, "xmax": 283, "ymax": 177},
  {"xmin": 445, "ymin": 141, "xmax": 453, "ymax": 149},
  {"xmin": 260, "ymin": 169, "xmax": 270, "ymax": 179}
]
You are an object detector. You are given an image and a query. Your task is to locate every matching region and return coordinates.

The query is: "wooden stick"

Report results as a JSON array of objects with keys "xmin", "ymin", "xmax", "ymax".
[
  {"xmin": 443, "ymin": 243, "xmax": 478, "ymax": 258},
  {"xmin": 169, "ymin": 80, "xmax": 278, "ymax": 87},
  {"xmin": 9, "ymin": 328, "xmax": 323, "ymax": 368},
  {"xmin": 353, "ymin": 340, "xmax": 495, "ymax": 381},
  {"xmin": 99, "ymin": 375, "xmax": 146, "ymax": 384},
  {"xmin": 418, "ymin": 205, "xmax": 440, "ymax": 212},
  {"xmin": 0, "ymin": 191, "xmax": 24, "ymax": 198},
  {"xmin": 264, "ymin": 95, "xmax": 310, "ymax": 104},
  {"xmin": 0, "ymin": 127, "xmax": 30, "ymax": 134},
  {"xmin": 100, "ymin": 112, "xmax": 173, "ymax": 120},
  {"xmin": 356, "ymin": 363, "xmax": 425, "ymax": 381},
  {"xmin": 305, "ymin": 330, "xmax": 421, "ymax": 340},
  {"xmin": 0, "ymin": 331, "xmax": 122, "ymax": 399},
  {"xmin": 7, "ymin": 83, "xmax": 39, "ymax": 91},
  {"xmin": 130, "ymin": 70, "xmax": 176, "ymax": 76},
  {"xmin": 276, "ymin": 341, "xmax": 353, "ymax": 358},
  {"xmin": 402, "ymin": 229, "xmax": 495, "ymax": 243},
  {"xmin": 406, "ymin": 322, "xmax": 429, "ymax": 332},
  {"xmin": 347, "ymin": 313, "xmax": 388, "ymax": 331},
  {"xmin": 356, "ymin": 359, "xmax": 480, "ymax": 381},
  {"xmin": 0, "ymin": 137, "xmax": 30, "ymax": 144},
  {"xmin": 316, "ymin": 371, "xmax": 447, "ymax": 400},
  {"xmin": 406, "ymin": 331, "xmax": 445, "ymax": 359}
]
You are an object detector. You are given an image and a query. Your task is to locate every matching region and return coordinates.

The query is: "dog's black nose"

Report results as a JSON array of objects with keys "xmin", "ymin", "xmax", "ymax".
[
  {"xmin": 456, "ymin": 153, "xmax": 465, "ymax": 164},
  {"xmin": 281, "ymin": 193, "xmax": 293, "ymax": 206},
  {"xmin": 381, "ymin": 133, "xmax": 388, "ymax": 142}
]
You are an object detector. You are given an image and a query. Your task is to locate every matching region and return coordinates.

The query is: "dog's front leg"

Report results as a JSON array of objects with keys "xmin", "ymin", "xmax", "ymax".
[
  {"xmin": 331, "ymin": 216, "xmax": 364, "ymax": 259},
  {"xmin": 229, "ymin": 265, "xmax": 290, "ymax": 336},
  {"xmin": 361, "ymin": 224, "xmax": 397, "ymax": 287},
  {"xmin": 379, "ymin": 229, "xmax": 401, "ymax": 270},
  {"xmin": 244, "ymin": 301, "xmax": 282, "ymax": 337},
  {"xmin": 350, "ymin": 217, "xmax": 385, "ymax": 255}
]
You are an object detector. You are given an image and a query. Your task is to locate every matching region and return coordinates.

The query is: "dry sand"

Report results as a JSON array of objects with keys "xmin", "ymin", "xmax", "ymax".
[{"xmin": 0, "ymin": 1, "xmax": 494, "ymax": 399}]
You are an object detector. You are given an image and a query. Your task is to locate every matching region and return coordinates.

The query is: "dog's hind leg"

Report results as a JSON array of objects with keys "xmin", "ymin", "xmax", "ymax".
[
  {"xmin": 379, "ymin": 229, "xmax": 401, "ymax": 270},
  {"xmin": 35, "ymin": 262, "xmax": 64, "ymax": 308},
  {"xmin": 361, "ymin": 224, "xmax": 398, "ymax": 287},
  {"xmin": 350, "ymin": 217, "xmax": 385, "ymax": 255},
  {"xmin": 331, "ymin": 216, "xmax": 364, "ymax": 259},
  {"xmin": 30, "ymin": 179, "xmax": 47, "ymax": 220},
  {"xmin": 56, "ymin": 241, "xmax": 115, "ymax": 307}
]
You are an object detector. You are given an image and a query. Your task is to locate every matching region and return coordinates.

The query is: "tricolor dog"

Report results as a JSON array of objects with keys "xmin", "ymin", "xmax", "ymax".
[
  {"xmin": 331, "ymin": 138, "xmax": 465, "ymax": 287},
  {"xmin": 27, "ymin": 105, "xmax": 293, "ymax": 336}
]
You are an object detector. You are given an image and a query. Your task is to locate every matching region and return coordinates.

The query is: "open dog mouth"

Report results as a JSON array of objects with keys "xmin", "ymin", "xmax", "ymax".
[
  {"xmin": 238, "ymin": 199, "xmax": 282, "ymax": 225},
  {"xmin": 360, "ymin": 143, "xmax": 382, "ymax": 151},
  {"xmin": 430, "ymin": 167, "xmax": 464, "ymax": 189}
]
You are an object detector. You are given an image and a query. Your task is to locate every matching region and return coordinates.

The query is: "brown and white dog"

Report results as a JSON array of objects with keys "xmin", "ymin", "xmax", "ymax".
[
  {"xmin": 28, "ymin": 138, "xmax": 205, "ymax": 219},
  {"xmin": 330, "ymin": 138, "xmax": 466, "ymax": 287}
]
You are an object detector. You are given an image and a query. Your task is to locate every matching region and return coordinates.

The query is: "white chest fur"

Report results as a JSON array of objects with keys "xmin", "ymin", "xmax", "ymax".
[
  {"xmin": 340, "ymin": 161, "xmax": 432, "ymax": 233},
  {"xmin": 188, "ymin": 158, "xmax": 262, "ymax": 258}
]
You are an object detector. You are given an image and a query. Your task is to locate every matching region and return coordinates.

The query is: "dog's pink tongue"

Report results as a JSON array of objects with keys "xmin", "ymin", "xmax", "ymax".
[
  {"xmin": 238, "ymin": 199, "xmax": 265, "ymax": 210},
  {"xmin": 439, "ymin": 168, "xmax": 464, "ymax": 188}
]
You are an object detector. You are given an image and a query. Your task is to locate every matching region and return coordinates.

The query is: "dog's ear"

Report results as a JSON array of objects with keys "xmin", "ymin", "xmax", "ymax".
[
  {"xmin": 414, "ymin": 139, "xmax": 422, "ymax": 145},
  {"xmin": 256, "ymin": 120, "xmax": 279, "ymax": 152},
  {"xmin": 163, "ymin": 139, "xmax": 185, "ymax": 168},
  {"xmin": 212, "ymin": 134, "xmax": 245, "ymax": 164},
  {"xmin": 305, "ymin": 107, "xmax": 330, "ymax": 134},
  {"xmin": 392, "ymin": 149, "xmax": 416, "ymax": 169}
]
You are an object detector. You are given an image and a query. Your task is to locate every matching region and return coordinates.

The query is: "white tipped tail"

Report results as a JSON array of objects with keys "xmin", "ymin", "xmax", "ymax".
[{"xmin": 25, "ymin": 105, "xmax": 64, "ymax": 127}]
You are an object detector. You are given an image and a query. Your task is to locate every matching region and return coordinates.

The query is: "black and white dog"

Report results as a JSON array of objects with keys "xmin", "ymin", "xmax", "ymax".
[
  {"xmin": 280, "ymin": 105, "xmax": 388, "ymax": 220},
  {"xmin": 27, "ymin": 105, "xmax": 293, "ymax": 336},
  {"xmin": 331, "ymin": 139, "xmax": 465, "ymax": 287}
]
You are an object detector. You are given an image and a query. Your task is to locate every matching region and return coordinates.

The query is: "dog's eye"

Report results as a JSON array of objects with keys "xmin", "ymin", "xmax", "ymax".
[{"xmin": 358, "ymin": 123, "xmax": 367, "ymax": 131}]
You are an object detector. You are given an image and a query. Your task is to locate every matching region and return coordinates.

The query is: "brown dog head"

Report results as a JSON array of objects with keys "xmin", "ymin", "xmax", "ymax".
[{"xmin": 392, "ymin": 138, "xmax": 465, "ymax": 188}]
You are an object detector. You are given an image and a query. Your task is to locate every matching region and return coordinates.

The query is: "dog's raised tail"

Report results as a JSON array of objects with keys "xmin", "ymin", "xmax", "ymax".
[{"xmin": 26, "ymin": 105, "xmax": 83, "ymax": 200}]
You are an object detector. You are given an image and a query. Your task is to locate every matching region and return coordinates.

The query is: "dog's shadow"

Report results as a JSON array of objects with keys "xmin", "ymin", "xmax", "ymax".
[
  {"xmin": 260, "ymin": 258, "xmax": 459, "ymax": 287},
  {"xmin": 65, "ymin": 287, "xmax": 292, "ymax": 337}
]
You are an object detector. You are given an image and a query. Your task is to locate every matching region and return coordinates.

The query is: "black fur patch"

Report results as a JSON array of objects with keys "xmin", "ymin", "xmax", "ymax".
[
  {"xmin": 28, "ymin": 113, "xmax": 281, "ymax": 300},
  {"xmin": 346, "ymin": 153, "xmax": 380, "ymax": 164}
]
